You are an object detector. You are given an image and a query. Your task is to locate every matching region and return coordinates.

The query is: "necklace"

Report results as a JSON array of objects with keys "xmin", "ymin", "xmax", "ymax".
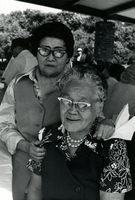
[
  {"xmin": 66, "ymin": 121, "xmax": 97, "ymax": 148},
  {"xmin": 66, "ymin": 132, "xmax": 87, "ymax": 148}
]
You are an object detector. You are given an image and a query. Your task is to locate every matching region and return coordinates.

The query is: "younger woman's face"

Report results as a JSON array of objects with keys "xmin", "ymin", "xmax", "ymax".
[{"xmin": 37, "ymin": 37, "xmax": 69, "ymax": 78}]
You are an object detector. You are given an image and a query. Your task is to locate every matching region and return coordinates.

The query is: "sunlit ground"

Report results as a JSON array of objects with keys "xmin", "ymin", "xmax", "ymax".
[
  {"xmin": 0, "ymin": 140, "xmax": 13, "ymax": 200},
  {"xmin": 0, "ymin": 188, "xmax": 13, "ymax": 200}
]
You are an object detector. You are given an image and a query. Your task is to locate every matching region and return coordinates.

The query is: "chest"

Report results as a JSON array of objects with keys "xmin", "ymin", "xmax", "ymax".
[{"xmin": 41, "ymin": 142, "xmax": 105, "ymax": 199}]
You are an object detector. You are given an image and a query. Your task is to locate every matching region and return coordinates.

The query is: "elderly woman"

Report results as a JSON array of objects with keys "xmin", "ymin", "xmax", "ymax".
[
  {"xmin": 27, "ymin": 65, "xmax": 131, "ymax": 200},
  {"xmin": 0, "ymin": 22, "xmax": 114, "ymax": 200},
  {"xmin": 0, "ymin": 22, "xmax": 74, "ymax": 200}
]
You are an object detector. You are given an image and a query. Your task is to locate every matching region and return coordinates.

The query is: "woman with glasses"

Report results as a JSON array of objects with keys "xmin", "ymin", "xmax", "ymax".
[
  {"xmin": 0, "ymin": 22, "xmax": 74, "ymax": 200},
  {"xmin": 0, "ymin": 22, "xmax": 117, "ymax": 200},
  {"xmin": 27, "ymin": 65, "xmax": 131, "ymax": 200}
]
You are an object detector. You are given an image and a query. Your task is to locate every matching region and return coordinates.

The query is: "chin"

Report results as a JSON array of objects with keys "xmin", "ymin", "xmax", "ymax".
[
  {"xmin": 42, "ymin": 71, "xmax": 60, "ymax": 78},
  {"xmin": 65, "ymin": 124, "xmax": 79, "ymax": 133},
  {"xmin": 62, "ymin": 117, "xmax": 81, "ymax": 131}
]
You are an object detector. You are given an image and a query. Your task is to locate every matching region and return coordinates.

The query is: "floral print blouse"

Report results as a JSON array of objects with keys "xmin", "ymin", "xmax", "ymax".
[{"xmin": 27, "ymin": 124, "xmax": 132, "ymax": 193}]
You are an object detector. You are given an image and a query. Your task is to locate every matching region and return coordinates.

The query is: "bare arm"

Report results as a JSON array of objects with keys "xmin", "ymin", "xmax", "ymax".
[
  {"xmin": 27, "ymin": 173, "xmax": 42, "ymax": 200},
  {"xmin": 100, "ymin": 190, "xmax": 125, "ymax": 200}
]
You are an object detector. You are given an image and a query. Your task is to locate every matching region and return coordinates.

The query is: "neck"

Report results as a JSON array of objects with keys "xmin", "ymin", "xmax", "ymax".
[
  {"xmin": 67, "ymin": 121, "xmax": 96, "ymax": 141},
  {"xmin": 68, "ymin": 130, "xmax": 89, "ymax": 140},
  {"xmin": 36, "ymin": 67, "xmax": 64, "ymax": 82},
  {"xmin": 67, "ymin": 133, "xmax": 85, "ymax": 149},
  {"xmin": 35, "ymin": 68, "xmax": 60, "ymax": 101}
]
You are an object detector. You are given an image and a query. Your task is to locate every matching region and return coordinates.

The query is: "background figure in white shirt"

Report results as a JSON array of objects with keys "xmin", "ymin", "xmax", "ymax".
[{"xmin": 2, "ymin": 37, "xmax": 37, "ymax": 86}]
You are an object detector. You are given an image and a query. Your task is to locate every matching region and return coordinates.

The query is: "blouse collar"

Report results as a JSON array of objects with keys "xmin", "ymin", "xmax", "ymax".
[{"xmin": 41, "ymin": 124, "xmax": 108, "ymax": 161}]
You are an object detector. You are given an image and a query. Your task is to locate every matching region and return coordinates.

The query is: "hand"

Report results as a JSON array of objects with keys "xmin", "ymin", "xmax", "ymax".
[
  {"xmin": 28, "ymin": 140, "xmax": 46, "ymax": 162},
  {"xmin": 93, "ymin": 119, "xmax": 115, "ymax": 140}
]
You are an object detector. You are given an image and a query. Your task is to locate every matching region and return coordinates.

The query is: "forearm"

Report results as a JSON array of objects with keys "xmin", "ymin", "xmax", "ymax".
[
  {"xmin": 0, "ymin": 127, "xmax": 25, "ymax": 154},
  {"xmin": 17, "ymin": 139, "xmax": 30, "ymax": 153},
  {"xmin": 100, "ymin": 190, "xmax": 125, "ymax": 200},
  {"xmin": 27, "ymin": 174, "xmax": 42, "ymax": 200},
  {"xmin": 27, "ymin": 189, "xmax": 42, "ymax": 200},
  {"xmin": 0, "ymin": 79, "xmax": 24, "ymax": 154}
]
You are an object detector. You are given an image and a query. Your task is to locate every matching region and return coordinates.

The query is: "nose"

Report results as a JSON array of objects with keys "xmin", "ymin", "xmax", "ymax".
[
  {"xmin": 46, "ymin": 52, "xmax": 55, "ymax": 61},
  {"xmin": 69, "ymin": 103, "xmax": 78, "ymax": 113}
]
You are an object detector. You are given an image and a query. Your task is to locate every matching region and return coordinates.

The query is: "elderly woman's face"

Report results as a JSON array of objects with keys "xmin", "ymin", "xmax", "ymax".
[
  {"xmin": 60, "ymin": 80, "xmax": 103, "ymax": 134},
  {"xmin": 37, "ymin": 37, "xmax": 69, "ymax": 78}
]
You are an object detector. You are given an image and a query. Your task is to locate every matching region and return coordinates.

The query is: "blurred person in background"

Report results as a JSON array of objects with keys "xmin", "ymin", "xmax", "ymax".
[
  {"xmin": 2, "ymin": 37, "xmax": 37, "ymax": 86},
  {"xmin": 103, "ymin": 63, "xmax": 135, "ymax": 200},
  {"xmin": 72, "ymin": 47, "xmax": 84, "ymax": 66}
]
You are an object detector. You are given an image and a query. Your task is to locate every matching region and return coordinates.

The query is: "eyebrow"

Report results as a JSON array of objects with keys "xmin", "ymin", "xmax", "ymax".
[{"xmin": 39, "ymin": 45, "xmax": 66, "ymax": 49}]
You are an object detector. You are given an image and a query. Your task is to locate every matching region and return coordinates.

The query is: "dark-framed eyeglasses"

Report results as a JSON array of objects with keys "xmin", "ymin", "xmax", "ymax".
[
  {"xmin": 38, "ymin": 47, "xmax": 66, "ymax": 58},
  {"xmin": 58, "ymin": 97, "xmax": 93, "ymax": 112}
]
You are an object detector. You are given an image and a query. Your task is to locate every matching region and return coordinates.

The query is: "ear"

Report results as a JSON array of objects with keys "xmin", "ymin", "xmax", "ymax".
[
  {"xmin": 66, "ymin": 58, "xmax": 70, "ymax": 64},
  {"xmin": 17, "ymin": 46, "xmax": 23, "ymax": 54},
  {"xmin": 64, "ymin": 60, "xmax": 71, "ymax": 74}
]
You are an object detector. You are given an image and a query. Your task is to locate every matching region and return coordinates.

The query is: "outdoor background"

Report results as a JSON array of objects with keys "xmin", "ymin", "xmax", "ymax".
[{"xmin": 0, "ymin": 0, "xmax": 135, "ymax": 66}]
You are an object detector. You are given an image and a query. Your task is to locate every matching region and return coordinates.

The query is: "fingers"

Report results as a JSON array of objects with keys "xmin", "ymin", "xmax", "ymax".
[
  {"xmin": 93, "ymin": 124, "xmax": 115, "ymax": 140},
  {"xmin": 93, "ymin": 123, "xmax": 103, "ymax": 140},
  {"xmin": 93, "ymin": 129, "xmax": 103, "ymax": 140},
  {"xmin": 34, "ymin": 140, "xmax": 41, "ymax": 147},
  {"xmin": 104, "ymin": 127, "xmax": 115, "ymax": 139},
  {"xmin": 29, "ymin": 141, "xmax": 46, "ymax": 161},
  {"xmin": 31, "ymin": 148, "xmax": 46, "ymax": 161}
]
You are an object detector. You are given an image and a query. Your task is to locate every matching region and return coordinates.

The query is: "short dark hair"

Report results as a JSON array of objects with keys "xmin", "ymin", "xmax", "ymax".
[
  {"xmin": 31, "ymin": 22, "xmax": 74, "ymax": 58},
  {"xmin": 11, "ymin": 38, "xmax": 29, "ymax": 50}
]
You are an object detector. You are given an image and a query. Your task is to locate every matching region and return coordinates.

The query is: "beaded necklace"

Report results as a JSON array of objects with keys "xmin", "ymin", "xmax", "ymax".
[
  {"xmin": 66, "ymin": 120, "xmax": 97, "ymax": 148},
  {"xmin": 66, "ymin": 132, "xmax": 87, "ymax": 148}
]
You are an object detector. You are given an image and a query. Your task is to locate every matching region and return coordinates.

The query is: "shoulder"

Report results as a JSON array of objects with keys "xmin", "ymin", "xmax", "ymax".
[
  {"xmin": 103, "ymin": 138, "xmax": 126, "ymax": 152},
  {"xmin": 14, "ymin": 68, "xmax": 35, "ymax": 84}
]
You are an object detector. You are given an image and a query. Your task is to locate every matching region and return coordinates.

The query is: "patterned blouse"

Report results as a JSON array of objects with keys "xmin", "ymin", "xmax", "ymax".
[{"xmin": 27, "ymin": 124, "xmax": 132, "ymax": 193}]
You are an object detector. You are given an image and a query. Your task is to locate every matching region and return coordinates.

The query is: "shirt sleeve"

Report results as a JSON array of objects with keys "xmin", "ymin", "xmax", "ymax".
[
  {"xmin": 2, "ymin": 59, "xmax": 19, "ymax": 86},
  {"xmin": 0, "ymin": 78, "xmax": 25, "ymax": 154},
  {"xmin": 100, "ymin": 139, "xmax": 132, "ymax": 193}
]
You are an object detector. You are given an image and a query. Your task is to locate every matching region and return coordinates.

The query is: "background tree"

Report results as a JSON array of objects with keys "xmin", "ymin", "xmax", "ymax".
[{"xmin": 0, "ymin": 9, "xmax": 135, "ymax": 66}]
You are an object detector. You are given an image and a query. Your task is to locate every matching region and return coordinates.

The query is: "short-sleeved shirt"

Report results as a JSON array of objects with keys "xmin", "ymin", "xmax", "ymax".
[{"xmin": 27, "ymin": 123, "xmax": 132, "ymax": 200}]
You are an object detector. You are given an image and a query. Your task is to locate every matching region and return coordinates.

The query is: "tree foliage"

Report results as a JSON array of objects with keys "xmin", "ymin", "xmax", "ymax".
[{"xmin": 0, "ymin": 9, "xmax": 135, "ymax": 64}]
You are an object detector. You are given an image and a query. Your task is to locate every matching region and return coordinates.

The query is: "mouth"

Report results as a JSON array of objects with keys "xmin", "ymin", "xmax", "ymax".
[
  {"xmin": 46, "ymin": 64, "xmax": 56, "ymax": 68},
  {"xmin": 66, "ymin": 117, "xmax": 80, "ymax": 122}
]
